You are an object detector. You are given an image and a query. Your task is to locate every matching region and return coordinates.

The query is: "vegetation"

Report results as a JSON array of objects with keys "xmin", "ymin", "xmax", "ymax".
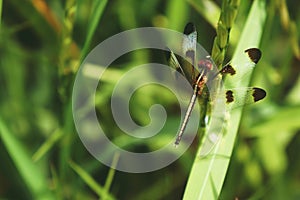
[{"xmin": 1, "ymin": 0, "xmax": 300, "ymax": 199}]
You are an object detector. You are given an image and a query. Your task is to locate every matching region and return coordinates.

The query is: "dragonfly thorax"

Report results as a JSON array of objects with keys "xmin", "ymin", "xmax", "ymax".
[{"xmin": 193, "ymin": 73, "xmax": 207, "ymax": 95}]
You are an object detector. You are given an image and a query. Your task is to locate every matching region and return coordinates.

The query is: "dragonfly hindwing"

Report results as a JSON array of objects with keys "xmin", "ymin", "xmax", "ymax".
[{"xmin": 224, "ymin": 87, "xmax": 266, "ymax": 109}]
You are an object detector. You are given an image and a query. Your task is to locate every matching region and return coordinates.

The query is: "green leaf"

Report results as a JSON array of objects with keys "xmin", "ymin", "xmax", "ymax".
[
  {"xmin": 0, "ymin": 118, "xmax": 55, "ymax": 200},
  {"xmin": 0, "ymin": 0, "xmax": 3, "ymax": 25},
  {"xmin": 187, "ymin": 0, "xmax": 220, "ymax": 28},
  {"xmin": 69, "ymin": 160, "xmax": 116, "ymax": 200},
  {"xmin": 80, "ymin": 0, "xmax": 108, "ymax": 64},
  {"xmin": 183, "ymin": 1, "xmax": 267, "ymax": 199},
  {"xmin": 32, "ymin": 128, "xmax": 63, "ymax": 162}
]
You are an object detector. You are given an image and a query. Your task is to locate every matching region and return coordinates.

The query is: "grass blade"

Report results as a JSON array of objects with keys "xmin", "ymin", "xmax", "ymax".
[
  {"xmin": 68, "ymin": 160, "xmax": 115, "ymax": 200},
  {"xmin": 0, "ymin": 0, "xmax": 2, "ymax": 25},
  {"xmin": 32, "ymin": 128, "xmax": 63, "ymax": 162},
  {"xmin": 80, "ymin": 0, "xmax": 108, "ymax": 63},
  {"xmin": 0, "ymin": 118, "xmax": 55, "ymax": 199},
  {"xmin": 183, "ymin": 1, "xmax": 267, "ymax": 199}
]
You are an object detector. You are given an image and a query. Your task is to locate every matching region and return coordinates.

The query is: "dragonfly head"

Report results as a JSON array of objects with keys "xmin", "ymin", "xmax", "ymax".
[{"xmin": 198, "ymin": 59, "xmax": 213, "ymax": 72}]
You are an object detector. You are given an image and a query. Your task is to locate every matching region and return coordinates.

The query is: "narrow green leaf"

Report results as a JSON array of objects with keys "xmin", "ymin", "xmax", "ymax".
[
  {"xmin": 68, "ymin": 160, "xmax": 115, "ymax": 200},
  {"xmin": 80, "ymin": 0, "xmax": 108, "ymax": 63},
  {"xmin": 183, "ymin": 1, "xmax": 267, "ymax": 199},
  {"xmin": 0, "ymin": 0, "xmax": 3, "ymax": 25},
  {"xmin": 249, "ymin": 106, "xmax": 300, "ymax": 136},
  {"xmin": 32, "ymin": 128, "xmax": 63, "ymax": 162},
  {"xmin": 0, "ymin": 118, "xmax": 55, "ymax": 200},
  {"xmin": 103, "ymin": 153, "xmax": 119, "ymax": 200}
]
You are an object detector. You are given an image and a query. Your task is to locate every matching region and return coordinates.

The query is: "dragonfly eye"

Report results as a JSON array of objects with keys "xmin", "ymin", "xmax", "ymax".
[{"xmin": 198, "ymin": 59, "xmax": 213, "ymax": 71}]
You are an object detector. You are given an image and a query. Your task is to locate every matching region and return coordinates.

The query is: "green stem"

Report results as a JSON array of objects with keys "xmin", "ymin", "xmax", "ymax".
[{"xmin": 212, "ymin": 0, "xmax": 240, "ymax": 68}]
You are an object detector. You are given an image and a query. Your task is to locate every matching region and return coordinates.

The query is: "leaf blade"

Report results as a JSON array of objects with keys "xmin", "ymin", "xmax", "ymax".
[{"xmin": 183, "ymin": 1, "xmax": 267, "ymax": 199}]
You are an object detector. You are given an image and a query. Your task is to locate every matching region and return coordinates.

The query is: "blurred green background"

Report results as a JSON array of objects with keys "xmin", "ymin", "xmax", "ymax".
[{"xmin": 1, "ymin": 0, "xmax": 300, "ymax": 199}]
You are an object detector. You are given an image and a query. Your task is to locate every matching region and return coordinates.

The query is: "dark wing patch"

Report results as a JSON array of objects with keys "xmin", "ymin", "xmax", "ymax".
[
  {"xmin": 220, "ymin": 64, "xmax": 236, "ymax": 76},
  {"xmin": 244, "ymin": 48, "xmax": 262, "ymax": 64},
  {"xmin": 226, "ymin": 90, "xmax": 234, "ymax": 103},
  {"xmin": 184, "ymin": 22, "xmax": 196, "ymax": 35},
  {"xmin": 252, "ymin": 87, "xmax": 266, "ymax": 102},
  {"xmin": 185, "ymin": 50, "xmax": 195, "ymax": 64}
]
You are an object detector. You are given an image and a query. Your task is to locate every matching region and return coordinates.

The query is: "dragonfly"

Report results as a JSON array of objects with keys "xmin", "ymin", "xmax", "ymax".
[{"xmin": 166, "ymin": 22, "xmax": 266, "ymax": 153}]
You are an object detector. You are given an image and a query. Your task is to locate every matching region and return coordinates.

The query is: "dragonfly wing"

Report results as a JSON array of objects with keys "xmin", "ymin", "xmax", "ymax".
[
  {"xmin": 224, "ymin": 87, "xmax": 266, "ymax": 109},
  {"xmin": 198, "ymin": 80, "xmax": 227, "ymax": 156},
  {"xmin": 165, "ymin": 47, "xmax": 186, "ymax": 77},
  {"xmin": 182, "ymin": 22, "xmax": 197, "ymax": 63},
  {"xmin": 220, "ymin": 48, "xmax": 262, "ymax": 82},
  {"xmin": 199, "ymin": 103, "xmax": 226, "ymax": 156},
  {"xmin": 181, "ymin": 22, "xmax": 197, "ymax": 82},
  {"xmin": 165, "ymin": 22, "xmax": 198, "ymax": 82},
  {"xmin": 198, "ymin": 48, "xmax": 264, "ymax": 156},
  {"xmin": 165, "ymin": 47, "xmax": 194, "ymax": 101},
  {"xmin": 199, "ymin": 86, "xmax": 266, "ymax": 156}
]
